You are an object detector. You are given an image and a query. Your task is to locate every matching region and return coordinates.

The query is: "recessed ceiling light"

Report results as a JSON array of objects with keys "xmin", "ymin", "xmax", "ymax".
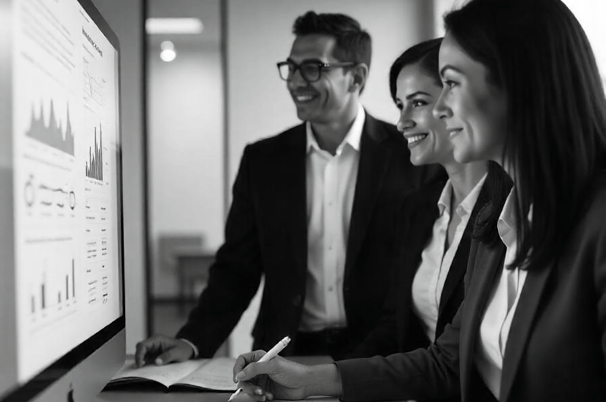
[
  {"xmin": 160, "ymin": 41, "xmax": 177, "ymax": 62},
  {"xmin": 146, "ymin": 18, "xmax": 204, "ymax": 34}
]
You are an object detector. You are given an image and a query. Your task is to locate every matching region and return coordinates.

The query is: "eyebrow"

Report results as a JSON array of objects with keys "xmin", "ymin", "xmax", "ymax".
[
  {"xmin": 405, "ymin": 91, "xmax": 432, "ymax": 100},
  {"xmin": 439, "ymin": 64, "xmax": 464, "ymax": 77}
]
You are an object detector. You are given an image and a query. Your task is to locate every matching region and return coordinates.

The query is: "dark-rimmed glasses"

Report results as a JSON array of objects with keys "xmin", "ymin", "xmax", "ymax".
[{"xmin": 276, "ymin": 60, "xmax": 356, "ymax": 83}]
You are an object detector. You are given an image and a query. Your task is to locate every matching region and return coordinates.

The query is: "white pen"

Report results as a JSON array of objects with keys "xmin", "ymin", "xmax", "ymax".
[{"xmin": 228, "ymin": 336, "xmax": 291, "ymax": 401}]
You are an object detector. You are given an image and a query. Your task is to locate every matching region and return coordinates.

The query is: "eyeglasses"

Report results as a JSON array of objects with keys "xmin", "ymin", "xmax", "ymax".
[{"xmin": 276, "ymin": 60, "xmax": 356, "ymax": 83}]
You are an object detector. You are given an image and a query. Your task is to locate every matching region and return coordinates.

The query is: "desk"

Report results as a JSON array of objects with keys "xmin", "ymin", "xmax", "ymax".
[
  {"xmin": 97, "ymin": 391, "xmax": 337, "ymax": 402},
  {"xmin": 97, "ymin": 356, "xmax": 336, "ymax": 402},
  {"xmin": 97, "ymin": 389, "xmax": 229, "ymax": 402}
]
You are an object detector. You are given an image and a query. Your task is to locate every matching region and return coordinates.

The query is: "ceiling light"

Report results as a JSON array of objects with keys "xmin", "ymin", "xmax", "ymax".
[
  {"xmin": 146, "ymin": 18, "xmax": 204, "ymax": 34},
  {"xmin": 160, "ymin": 41, "xmax": 176, "ymax": 62}
]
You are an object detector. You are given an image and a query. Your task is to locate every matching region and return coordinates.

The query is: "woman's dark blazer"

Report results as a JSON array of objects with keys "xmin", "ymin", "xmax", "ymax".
[
  {"xmin": 347, "ymin": 175, "xmax": 491, "ymax": 359},
  {"xmin": 335, "ymin": 173, "xmax": 606, "ymax": 402}
]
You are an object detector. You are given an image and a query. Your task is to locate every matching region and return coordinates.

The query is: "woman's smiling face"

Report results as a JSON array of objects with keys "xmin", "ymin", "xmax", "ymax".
[
  {"xmin": 433, "ymin": 33, "xmax": 508, "ymax": 166},
  {"xmin": 395, "ymin": 62, "xmax": 454, "ymax": 167}
]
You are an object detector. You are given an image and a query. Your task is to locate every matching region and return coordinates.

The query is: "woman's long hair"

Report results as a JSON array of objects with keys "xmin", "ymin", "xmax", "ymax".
[{"xmin": 445, "ymin": 0, "xmax": 606, "ymax": 270}]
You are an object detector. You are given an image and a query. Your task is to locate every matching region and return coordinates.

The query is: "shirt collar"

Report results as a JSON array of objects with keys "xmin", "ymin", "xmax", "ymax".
[
  {"xmin": 437, "ymin": 172, "xmax": 488, "ymax": 218},
  {"xmin": 437, "ymin": 179, "xmax": 453, "ymax": 216},
  {"xmin": 459, "ymin": 173, "xmax": 488, "ymax": 216},
  {"xmin": 497, "ymin": 189, "xmax": 517, "ymax": 249},
  {"xmin": 306, "ymin": 104, "xmax": 365, "ymax": 155}
]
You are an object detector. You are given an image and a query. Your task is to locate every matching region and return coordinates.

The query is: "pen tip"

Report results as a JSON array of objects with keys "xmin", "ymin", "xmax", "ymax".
[{"xmin": 229, "ymin": 388, "xmax": 243, "ymax": 401}]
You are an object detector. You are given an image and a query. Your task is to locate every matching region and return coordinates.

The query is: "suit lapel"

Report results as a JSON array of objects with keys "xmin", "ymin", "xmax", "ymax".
[
  {"xmin": 282, "ymin": 125, "xmax": 308, "ymax": 277},
  {"xmin": 344, "ymin": 114, "xmax": 392, "ymax": 276},
  {"xmin": 440, "ymin": 183, "xmax": 490, "ymax": 316},
  {"xmin": 439, "ymin": 234, "xmax": 470, "ymax": 316},
  {"xmin": 460, "ymin": 242, "xmax": 505, "ymax": 399},
  {"xmin": 499, "ymin": 261, "xmax": 553, "ymax": 402}
]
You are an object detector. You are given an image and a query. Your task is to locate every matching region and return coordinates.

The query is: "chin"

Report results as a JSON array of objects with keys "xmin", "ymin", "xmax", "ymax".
[
  {"xmin": 295, "ymin": 109, "xmax": 308, "ymax": 121},
  {"xmin": 453, "ymin": 150, "xmax": 473, "ymax": 164},
  {"xmin": 410, "ymin": 155, "xmax": 427, "ymax": 166}
]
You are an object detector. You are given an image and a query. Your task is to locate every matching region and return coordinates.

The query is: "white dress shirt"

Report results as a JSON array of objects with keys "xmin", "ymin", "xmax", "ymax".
[
  {"xmin": 411, "ymin": 174, "xmax": 487, "ymax": 341},
  {"xmin": 299, "ymin": 105, "xmax": 365, "ymax": 332},
  {"xmin": 475, "ymin": 190, "xmax": 528, "ymax": 400}
]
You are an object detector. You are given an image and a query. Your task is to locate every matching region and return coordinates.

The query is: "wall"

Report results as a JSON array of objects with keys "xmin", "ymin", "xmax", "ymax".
[
  {"xmin": 225, "ymin": 0, "xmax": 434, "ymax": 356},
  {"xmin": 433, "ymin": 0, "xmax": 461, "ymax": 36},
  {"xmin": 148, "ymin": 39, "xmax": 225, "ymax": 297},
  {"xmin": 434, "ymin": 0, "xmax": 606, "ymax": 82},
  {"xmin": 91, "ymin": 0, "xmax": 147, "ymax": 353},
  {"xmin": 562, "ymin": 0, "xmax": 606, "ymax": 84},
  {"xmin": 147, "ymin": 0, "xmax": 225, "ymax": 299}
]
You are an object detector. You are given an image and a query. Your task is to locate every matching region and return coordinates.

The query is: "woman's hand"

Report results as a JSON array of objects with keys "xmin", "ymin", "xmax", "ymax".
[{"xmin": 232, "ymin": 350, "xmax": 311, "ymax": 401}]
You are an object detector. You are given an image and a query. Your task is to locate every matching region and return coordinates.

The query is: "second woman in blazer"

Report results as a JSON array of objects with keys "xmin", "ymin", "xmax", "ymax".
[{"xmin": 347, "ymin": 39, "xmax": 510, "ymax": 363}]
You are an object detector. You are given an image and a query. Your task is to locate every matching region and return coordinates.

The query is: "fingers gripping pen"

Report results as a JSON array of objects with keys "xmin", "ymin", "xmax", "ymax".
[{"xmin": 229, "ymin": 336, "xmax": 291, "ymax": 401}]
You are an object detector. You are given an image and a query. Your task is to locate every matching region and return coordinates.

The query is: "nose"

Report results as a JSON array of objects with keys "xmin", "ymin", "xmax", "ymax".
[
  {"xmin": 286, "ymin": 67, "xmax": 308, "ymax": 89},
  {"xmin": 433, "ymin": 88, "xmax": 452, "ymax": 120},
  {"xmin": 396, "ymin": 111, "xmax": 414, "ymax": 133}
]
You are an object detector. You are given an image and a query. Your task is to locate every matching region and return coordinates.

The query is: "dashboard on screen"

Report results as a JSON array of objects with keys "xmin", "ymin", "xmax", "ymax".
[{"xmin": 0, "ymin": 0, "xmax": 124, "ymax": 400}]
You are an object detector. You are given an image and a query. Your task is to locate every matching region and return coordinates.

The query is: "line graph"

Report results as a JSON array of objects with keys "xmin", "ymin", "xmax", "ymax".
[
  {"xmin": 83, "ymin": 58, "xmax": 105, "ymax": 107},
  {"xmin": 25, "ymin": 100, "xmax": 75, "ymax": 156}
]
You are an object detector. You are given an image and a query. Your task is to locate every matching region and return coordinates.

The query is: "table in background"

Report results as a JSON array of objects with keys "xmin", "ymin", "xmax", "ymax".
[{"xmin": 175, "ymin": 251, "xmax": 214, "ymax": 312}]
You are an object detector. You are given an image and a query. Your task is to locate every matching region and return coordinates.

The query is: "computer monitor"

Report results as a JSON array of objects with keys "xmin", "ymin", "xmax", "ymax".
[{"xmin": 0, "ymin": 0, "xmax": 125, "ymax": 401}]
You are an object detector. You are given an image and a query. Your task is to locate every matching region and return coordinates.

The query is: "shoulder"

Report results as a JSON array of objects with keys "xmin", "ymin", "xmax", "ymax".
[
  {"xmin": 398, "ymin": 180, "xmax": 444, "ymax": 229},
  {"xmin": 558, "ymin": 172, "xmax": 606, "ymax": 287},
  {"xmin": 363, "ymin": 112, "xmax": 401, "ymax": 142},
  {"xmin": 242, "ymin": 123, "xmax": 306, "ymax": 157},
  {"xmin": 401, "ymin": 180, "xmax": 445, "ymax": 209},
  {"xmin": 558, "ymin": 171, "xmax": 606, "ymax": 268}
]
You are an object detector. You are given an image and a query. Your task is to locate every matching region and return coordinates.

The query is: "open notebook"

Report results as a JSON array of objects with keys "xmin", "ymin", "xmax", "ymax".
[{"xmin": 105, "ymin": 356, "xmax": 237, "ymax": 392}]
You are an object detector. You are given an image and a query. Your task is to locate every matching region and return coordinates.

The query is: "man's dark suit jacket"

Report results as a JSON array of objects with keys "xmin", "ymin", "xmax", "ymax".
[
  {"xmin": 176, "ymin": 112, "xmax": 442, "ymax": 357},
  {"xmin": 347, "ymin": 177, "xmax": 491, "ymax": 360},
  {"xmin": 335, "ymin": 172, "xmax": 606, "ymax": 402}
]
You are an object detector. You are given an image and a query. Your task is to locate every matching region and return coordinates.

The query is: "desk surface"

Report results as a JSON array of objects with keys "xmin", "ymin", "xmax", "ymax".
[
  {"xmin": 96, "ymin": 356, "xmax": 335, "ymax": 402},
  {"xmin": 97, "ymin": 389, "xmax": 230, "ymax": 402}
]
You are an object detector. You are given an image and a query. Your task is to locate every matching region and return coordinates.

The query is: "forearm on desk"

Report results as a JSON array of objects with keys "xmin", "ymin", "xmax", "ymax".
[{"xmin": 304, "ymin": 363, "xmax": 343, "ymax": 399}]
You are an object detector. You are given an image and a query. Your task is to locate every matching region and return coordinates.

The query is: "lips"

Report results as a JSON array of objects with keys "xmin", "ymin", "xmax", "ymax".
[
  {"xmin": 446, "ymin": 128, "xmax": 462, "ymax": 138},
  {"xmin": 405, "ymin": 133, "xmax": 428, "ymax": 145},
  {"xmin": 292, "ymin": 93, "xmax": 318, "ymax": 104}
]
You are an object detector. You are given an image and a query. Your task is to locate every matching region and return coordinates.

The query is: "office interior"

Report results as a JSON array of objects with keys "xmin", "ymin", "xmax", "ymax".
[{"xmin": 96, "ymin": 0, "xmax": 606, "ymax": 358}]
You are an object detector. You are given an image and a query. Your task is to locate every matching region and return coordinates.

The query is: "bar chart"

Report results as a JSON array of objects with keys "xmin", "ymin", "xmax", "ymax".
[{"xmin": 85, "ymin": 125, "xmax": 104, "ymax": 181}]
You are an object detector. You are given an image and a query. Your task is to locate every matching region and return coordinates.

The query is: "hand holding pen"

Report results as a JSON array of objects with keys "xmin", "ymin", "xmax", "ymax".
[
  {"xmin": 230, "ymin": 336, "xmax": 309, "ymax": 401},
  {"xmin": 231, "ymin": 338, "xmax": 342, "ymax": 402}
]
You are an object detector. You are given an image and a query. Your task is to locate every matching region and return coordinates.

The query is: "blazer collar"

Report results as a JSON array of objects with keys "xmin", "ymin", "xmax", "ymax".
[
  {"xmin": 460, "ymin": 241, "xmax": 505, "ymax": 401},
  {"xmin": 285, "ymin": 113, "xmax": 396, "ymax": 280},
  {"xmin": 282, "ymin": 124, "xmax": 309, "ymax": 276},
  {"xmin": 459, "ymin": 240, "xmax": 554, "ymax": 402},
  {"xmin": 344, "ymin": 112, "xmax": 394, "ymax": 275},
  {"xmin": 439, "ymin": 177, "xmax": 490, "ymax": 317},
  {"xmin": 499, "ymin": 261, "xmax": 553, "ymax": 402}
]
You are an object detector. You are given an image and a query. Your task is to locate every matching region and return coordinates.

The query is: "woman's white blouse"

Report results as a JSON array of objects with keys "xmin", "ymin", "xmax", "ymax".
[
  {"xmin": 411, "ymin": 174, "xmax": 487, "ymax": 342},
  {"xmin": 475, "ymin": 190, "xmax": 529, "ymax": 400}
]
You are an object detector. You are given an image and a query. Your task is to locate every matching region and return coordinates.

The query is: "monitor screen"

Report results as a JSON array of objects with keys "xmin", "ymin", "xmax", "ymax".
[{"xmin": 0, "ymin": 0, "xmax": 125, "ymax": 400}]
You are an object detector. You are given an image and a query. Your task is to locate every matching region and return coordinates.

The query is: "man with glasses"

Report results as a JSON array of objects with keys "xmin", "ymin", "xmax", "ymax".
[{"xmin": 135, "ymin": 11, "xmax": 440, "ymax": 365}]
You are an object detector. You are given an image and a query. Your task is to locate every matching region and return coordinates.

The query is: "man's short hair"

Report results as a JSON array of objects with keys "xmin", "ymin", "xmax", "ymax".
[{"xmin": 292, "ymin": 11, "xmax": 372, "ymax": 69}]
